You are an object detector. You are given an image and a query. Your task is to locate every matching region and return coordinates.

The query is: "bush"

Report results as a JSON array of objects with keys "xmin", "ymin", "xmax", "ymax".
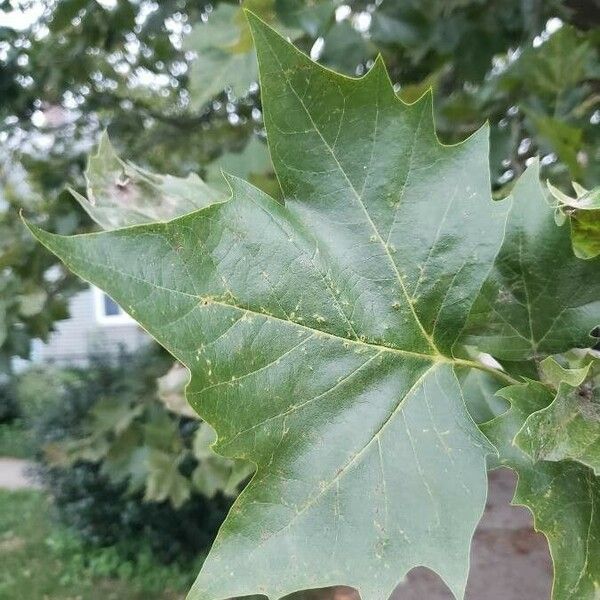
[
  {"xmin": 0, "ymin": 380, "xmax": 19, "ymax": 424},
  {"xmin": 43, "ymin": 462, "xmax": 230, "ymax": 564},
  {"xmin": 31, "ymin": 344, "xmax": 247, "ymax": 564},
  {"xmin": 14, "ymin": 364, "xmax": 76, "ymax": 423}
]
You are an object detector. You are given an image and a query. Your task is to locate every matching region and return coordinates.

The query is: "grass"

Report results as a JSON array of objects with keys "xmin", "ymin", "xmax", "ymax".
[
  {"xmin": 0, "ymin": 421, "xmax": 35, "ymax": 459},
  {"xmin": 0, "ymin": 489, "xmax": 197, "ymax": 600}
]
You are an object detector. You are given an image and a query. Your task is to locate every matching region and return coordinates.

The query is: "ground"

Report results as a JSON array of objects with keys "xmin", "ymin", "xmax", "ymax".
[{"xmin": 0, "ymin": 488, "xmax": 190, "ymax": 600}]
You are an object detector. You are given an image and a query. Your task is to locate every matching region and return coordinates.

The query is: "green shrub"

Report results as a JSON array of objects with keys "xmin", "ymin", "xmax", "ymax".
[
  {"xmin": 14, "ymin": 364, "xmax": 76, "ymax": 422},
  {"xmin": 0, "ymin": 379, "xmax": 19, "ymax": 424},
  {"xmin": 31, "ymin": 344, "xmax": 249, "ymax": 564}
]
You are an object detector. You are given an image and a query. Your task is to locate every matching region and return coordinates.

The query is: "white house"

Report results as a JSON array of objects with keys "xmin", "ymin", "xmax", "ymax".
[{"xmin": 31, "ymin": 286, "xmax": 148, "ymax": 365}]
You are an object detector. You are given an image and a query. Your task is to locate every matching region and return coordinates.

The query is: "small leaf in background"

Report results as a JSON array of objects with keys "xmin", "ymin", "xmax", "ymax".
[
  {"xmin": 17, "ymin": 288, "xmax": 47, "ymax": 317},
  {"xmin": 548, "ymin": 181, "xmax": 600, "ymax": 259},
  {"xmin": 319, "ymin": 21, "xmax": 373, "ymax": 73},
  {"xmin": 484, "ymin": 381, "xmax": 600, "ymax": 599},
  {"xmin": 185, "ymin": 0, "xmax": 296, "ymax": 110},
  {"xmin": 516, "ymin": 354, "xmax": 600, "ymax": 475},
  {"xmin": 71, "ymin": 132, "xmax": 223, "ymax": 230},
  {"xmin": 145, "ymin": 448, "xmax": 192, "ymax": 509},
  {"xmin": 89, "ymin": 397, "xmax": 144, "ymax": 436},
  {"xmin": 205, "ymin": 137, "xmax": 275, "ymax": 196},
  {"xmin": 192, "ymin": 423, "xmax": 254, "ymax": 499},
  {"xmin": 275, "ymin": 0, "xmax": 336, "ymax": 38},
  {"xmin": 157, "ymin": 362, "xmax": 197, "ymax": 419}
]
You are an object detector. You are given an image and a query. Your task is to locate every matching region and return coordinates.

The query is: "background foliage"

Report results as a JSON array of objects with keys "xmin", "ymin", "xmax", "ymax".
[
  {"xmin": 1, "ymin": 0, "xmax": 599, "ymax": 377},
  {"xmin": 23, "ymin": 345, "xmax": 248, "ymax": 562}
]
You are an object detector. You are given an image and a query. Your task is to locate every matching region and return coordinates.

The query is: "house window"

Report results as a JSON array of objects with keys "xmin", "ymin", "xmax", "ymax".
[{"xmin": 92, "ymin": 286, "xmax": 134, "ymax": 325}]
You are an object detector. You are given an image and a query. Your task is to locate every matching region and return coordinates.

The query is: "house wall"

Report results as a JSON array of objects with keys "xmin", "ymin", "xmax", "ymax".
[{"xmin": 33, "ymin": 287, "xmax": 148, "ymax": 366}]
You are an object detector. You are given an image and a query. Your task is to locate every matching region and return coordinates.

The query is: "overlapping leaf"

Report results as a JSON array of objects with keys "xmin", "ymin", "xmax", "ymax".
[
  {"xmin": 71, "ymin": 132, "xmax": 223, "ymax": 230},
  {"xmin": 516, "ymin": 355, "xmax": 600, "ymax": 475},
  {"xmin": 484, "ymin": 381, "xmax": 600, "ymax": 599},
  {"xmin": 27, "ymin": 13, "xmax": 513, "ymax": 600},
  {"xmin": 548, "ymin": 181, "xmax": 600, "ymax": 260},
  {"xmin": 462, "ymin": 162, "xmax": 600, "ymax": 361},
  {"xmin": 185, "ymin": 0, "xmax": 301, "ymax": 110}
]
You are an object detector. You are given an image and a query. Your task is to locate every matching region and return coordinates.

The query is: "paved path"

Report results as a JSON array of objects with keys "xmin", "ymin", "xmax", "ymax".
[{"xmin": 0, "ymin": 458, "xmax": 40, "ymax": 490}]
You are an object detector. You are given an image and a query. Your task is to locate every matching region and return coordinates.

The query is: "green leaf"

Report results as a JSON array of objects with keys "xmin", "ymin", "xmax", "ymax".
[
  {"xmin": 462, "ymin": 161, "xmax": 600, "ymax": 361},
  {"xmin": 538, "ymin": 355, "xmax": 590, "ymax": 388},
  {"xmin": 72, "ymin": 132, "xmax": 223, "ymax": 230},
  {"xmin": 548, "ymin": 181, "xmax": 600, "ymax": 260},
  {"xmin": 516, "ymin": 355, "xmax": 600, "ymax": 474},
  {"xmin": 186, "ymin": 0, "xmax": 295, "ymax": 110},
  {"xmin": 28, "ymin": 14, "xmax": 516, "ymax": 600},
  {"xmin": 483, "ymin": 382, "xmax": 600, "ymax": 599},
  {"xmin": 145, "ymin": 448, "xmax": 191, "ymax": 509}
]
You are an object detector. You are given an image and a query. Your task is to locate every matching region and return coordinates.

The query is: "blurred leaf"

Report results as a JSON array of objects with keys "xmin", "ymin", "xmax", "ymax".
[
  {"xmin": 72, "ymin": 132, "xmax": 223, "ymax": 230},
  {"xmin": 88, "ymin": 397, "xmax": 143, "ymax": 437},
  {"xmin": 529, "ymin": 114, "xmax": 584, "ymax": 180},
  {"xmin": 192, "ymin": 423, "xmax": 253, "ymax": 498},
  {"xmin": 157, "ymin": 362, "xmax": 197, "ymax": 419},
  {"xmin": 186, "ymin": 0, "xmax": 294, "ymax": 110},
  {"xmin": 205, "ymin": 137, "xmax": 274, "ymax": 193},
  {"xmin": 17, "ymin": 289, "xmax": 48, "ymax": 317},
  {"xmin": 275, "ymin": 0, "xmax": 336, "ymax": 37},
  {"xmin": 145, "ymin": 448, "xmax": 191, "ymax": 508},
  {"xmin": 320, "ymin": 21, "xmax": 372, "ymax": 73}
]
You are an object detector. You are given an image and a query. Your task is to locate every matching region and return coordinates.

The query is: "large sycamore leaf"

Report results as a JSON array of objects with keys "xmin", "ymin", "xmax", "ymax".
[
  {"xmin": 28, "ymin": 14, "xmax": 512, "ymax": 600},
  {"xmin": 462, "ymin": 162, "xmax": 600, "ymax": 361},
  {"xmin": 483, "ymin": 382, "xmax": 600, "ymax": 599},
  {"xmin": 72, "ymin": 132, "xmax": 223, "ymax": 230},
  {"xmin": 516, "ymin": 355, "xmax": 600, "ymax": 475}
]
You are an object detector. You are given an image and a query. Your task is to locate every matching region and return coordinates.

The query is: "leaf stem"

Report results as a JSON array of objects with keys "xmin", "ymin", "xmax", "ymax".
[{"xmin": 453, "ymin": 358, "xmax": 521, "ymax": 387}]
